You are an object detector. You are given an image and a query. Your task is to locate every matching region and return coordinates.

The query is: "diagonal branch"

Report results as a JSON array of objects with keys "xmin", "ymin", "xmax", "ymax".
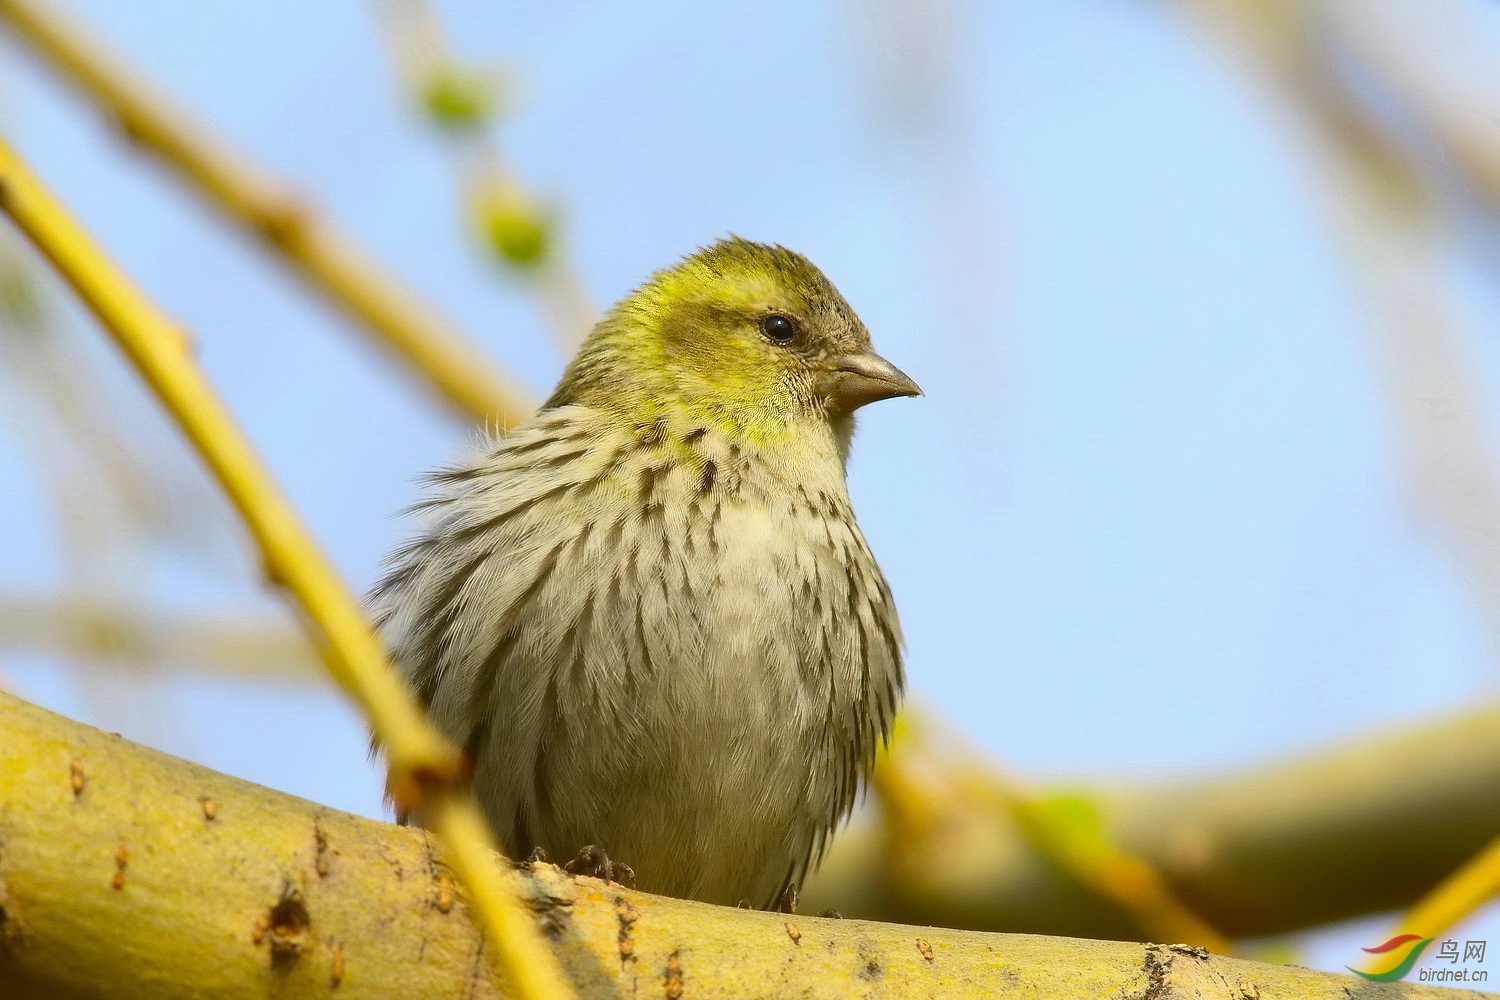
[{"xmin": 0, "ymin": 134, "xmax": 570, "ymax": 1000}]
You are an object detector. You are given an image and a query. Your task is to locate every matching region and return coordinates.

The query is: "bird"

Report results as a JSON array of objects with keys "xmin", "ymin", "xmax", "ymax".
[{"xmin": 370, "ymin": 237, "xmax": 919, "ymax": 910}]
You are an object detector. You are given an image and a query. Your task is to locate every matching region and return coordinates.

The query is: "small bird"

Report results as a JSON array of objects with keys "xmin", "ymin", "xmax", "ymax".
[{"xmin": 372, "ymin": 238, "xmax": 918, "ymax": 909}]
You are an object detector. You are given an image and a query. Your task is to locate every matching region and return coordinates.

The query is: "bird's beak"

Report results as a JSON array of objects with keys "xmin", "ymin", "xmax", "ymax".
[{"xmin": 819, "ymin": 352, "xmax": 923, "ymax": 413}]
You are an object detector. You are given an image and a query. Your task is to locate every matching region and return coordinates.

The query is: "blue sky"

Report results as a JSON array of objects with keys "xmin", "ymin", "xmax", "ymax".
[{"xmin": 3, "ymin": 0, "xmax": 1499, "ymax": 974}]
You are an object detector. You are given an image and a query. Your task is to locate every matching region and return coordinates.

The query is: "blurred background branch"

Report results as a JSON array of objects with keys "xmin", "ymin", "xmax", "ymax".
[
  {"xmin": 373, "ymin": 0, "xmax": 596, "ymax": 353},
  {"xmin": 0, "ymin": 222, "xmax": 235, "ymax": 741},
  {"xmin": 1328, "ymin": 0, "xmax": 1500, "ymax": 215},
  {"xmin": 846, "ymin": 0, "xmax": 1006, "ymax": 486},
  {"xmin": 1178, "ymin": 0, "xmax": 1500, "ymax": 662},
  {"xmin": 807, "ymin": 702, "xmax": 1500, "ymax": 942},
  {"xmin": 0, "ymin": 0, "xmax": 534, "ymax": 427},
  {"xmin": 867, "ymin": 711, "xmax": 1232, "ymax": 952},
  {"xmin": 0, "ymin": 590, "xmax": 314, "ymax": 683}
]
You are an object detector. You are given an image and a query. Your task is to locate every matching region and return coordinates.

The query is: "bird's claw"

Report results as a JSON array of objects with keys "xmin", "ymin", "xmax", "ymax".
[
  {"xmin": 778, "ymin": 882, "xmax": 798, "ymax": 914},
  {"xmin": 608, "ymin": 860, "xmax": 636, "ymax": 888},
  {"xmin": 563, "ymin": 845, "xmax": 635, "ymax": 888},
  {"xmin": 564, "ymin": 844, "xmax": 608, "ymax": 878}
]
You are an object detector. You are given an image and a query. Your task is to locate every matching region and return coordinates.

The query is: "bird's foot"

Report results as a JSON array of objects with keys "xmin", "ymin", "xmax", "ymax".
[
  {"xmin": 609, "ymin": 861, "xmax": 637, "ymax": 888},
  {"xmin": 778, "ymin": 882, "xmax": 799, "ymax": 915},
  {"xmin": 563, "ymin": 845, "xmax": 636, "ymax": 888}
]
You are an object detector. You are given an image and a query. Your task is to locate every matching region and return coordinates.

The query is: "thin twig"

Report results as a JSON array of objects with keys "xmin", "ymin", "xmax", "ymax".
[
  {"xmin": 1359, "ymin": 834, "xmax": 1500, "ymax": 977},
  {"xmin": 0, "ymin": 132, "xmax": 572, "ymax": 1000},
  {"xmin": 0, "ymin": 0, "xmax": 535, "ymax": 427}
]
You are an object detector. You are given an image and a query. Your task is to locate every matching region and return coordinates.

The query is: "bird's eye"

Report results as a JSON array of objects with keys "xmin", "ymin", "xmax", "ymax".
[{"xmin": 759, "ymin": 313, "xmax": 797, "ymax": 344}]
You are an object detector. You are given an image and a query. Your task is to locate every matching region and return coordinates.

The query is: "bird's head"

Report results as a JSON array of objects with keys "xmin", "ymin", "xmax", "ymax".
[{"xmin": 547, "ymin": 238, "xmax": 920, "ymax": 447}]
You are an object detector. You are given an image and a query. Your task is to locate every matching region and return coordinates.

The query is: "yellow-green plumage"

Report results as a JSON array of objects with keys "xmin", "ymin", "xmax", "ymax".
[{"xmin": 373, "ymin": 238, "xmax": 918, "ymax": 907}]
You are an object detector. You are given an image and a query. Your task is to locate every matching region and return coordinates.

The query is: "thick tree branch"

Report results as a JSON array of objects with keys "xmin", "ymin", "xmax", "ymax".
[
  {"xmin": 806, "ymin": 704, "xmax": 1500, "ymax": 941},
  {"xmin": 9, "ymin": 589, "xmax": 1500, "ymax": 948},
  {"xmin": 1, "ymin": 692, "xmax": 1491, "ymax": 999}
]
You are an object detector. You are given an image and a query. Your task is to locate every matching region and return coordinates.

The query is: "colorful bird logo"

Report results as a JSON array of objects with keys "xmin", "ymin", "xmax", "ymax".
[{"xmin": 1349, "ymin": 934, "xmax": 1434, "ymax": 982}]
